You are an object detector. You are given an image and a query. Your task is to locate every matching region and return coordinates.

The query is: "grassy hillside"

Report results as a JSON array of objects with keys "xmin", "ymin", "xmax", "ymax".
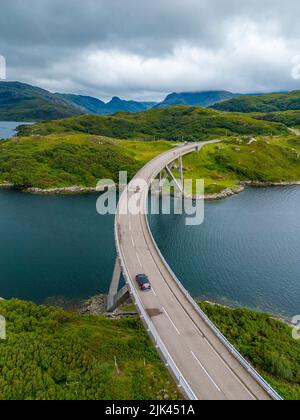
[
  {"xmin": 17, "ymin": 106, "xmax": 288, "ymax": 141},
  {"xmin": 0, "ymin": 300, "xmax": 180, "ymax": 400},
  {"xmin": 0, "ymin": 134, "xmax": 172, "ymax": 189},
  {"xmin": 155, "ymin": 91, "xmax": 237, "ymax": 108},
  {"xmin": 1, "ymin": 133, "xmax": 300, "ymax": 193},
  {"xmin": 212, "ymin": 91, "xmax": 300, "ymax": 113},
  {"xmin": 56, "ymin": 93, "xmax": 106, "ymax": 114},
  {"xmin": 200, "ymin": 303, "xmax": 300, "ymax": 400},
  {"xmin": 0, "ymin": 82, "xmax": 85, "ymax": 121},
  {"xmin": 250, "ymin": 110, "xmax": 300, "ymax": 127},
  {"xmin": 183, "ymin": 134, "xmax": 300, "ymax": 194}
]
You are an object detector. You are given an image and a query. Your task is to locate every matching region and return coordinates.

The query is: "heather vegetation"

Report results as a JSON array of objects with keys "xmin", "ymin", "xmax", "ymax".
[
  {"xmin": 18, "ymin": 106, "xmax": 288, "ymax": 141},
  {"xmin": 0, "ymin": 299, "xmax": 298, "ymax": 400},
  {"xmin": 200, "ymin": 302, "xmax": 300, "ymax": 400},
  {"xmin": 0, "ymin": 299, "xmax": 180, "ymax": 400},
  {"xmin": 212, "ymin": 91, "xmax": 300, "ymax": 113},
  {"xmin": 1, "ymin": 131, "xmax": 300, "ymax": 194}
]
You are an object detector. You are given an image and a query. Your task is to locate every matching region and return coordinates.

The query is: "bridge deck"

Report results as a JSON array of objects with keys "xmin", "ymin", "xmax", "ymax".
[{"xmin": 116, "ymin": 142, "xmax": 279, "ymax": 401}]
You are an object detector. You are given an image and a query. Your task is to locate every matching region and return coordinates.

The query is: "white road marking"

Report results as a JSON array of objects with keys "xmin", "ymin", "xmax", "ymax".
[
  {"xmin": 152, "ymin": 287, "xmax": 157, "ymax": 297},
  {"xmin": 162, "ymin": 307, "xmax": 181, "ymax": 335},
  {"xmin": 190, "ymin": 351, "xmax": 221, "ymax": 393},
  {"xmin": 136, "ymin": 253, "xmax": 143, "ymax": 268},
  {"xmin": 203, "ymin": 337, "xmax": 256, "ymax": 400},
  {"xmin": 131, "ymin": 235, "xmax": 135, "ymax": 247}
]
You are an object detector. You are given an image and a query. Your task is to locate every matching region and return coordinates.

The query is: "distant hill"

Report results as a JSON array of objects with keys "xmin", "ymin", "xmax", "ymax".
[
  {"xmin": 250, "ymin": 110, "xmax": 300, "ymax": 127},
  {"xmin": 3, "ymin": 81, "xmax": 299, "ymax": 123},
  {"xmin": 58, "ymin": 94, "xmax": 156, "ymax": 115},
  {"xmin": 0, "ymin": 81, "xmax": 85, "ymax": 121},
  {"xmin": 0, "ymin": 82, "xmax": 157, "ymax": 122},
  {"xmin": 102, "ymin": 96, "xmax": 156, "ymax": 114},
  {"xmin": 56, "ymin": 93, "xmax": 106, "ymax": 114},
  {"xmin": 211, "ymin": 91, "xmax": 300, "ymax": 113},
  {"xmin": 19, "ymin": 106, "xmax": 288, "ymax": 141},
  {"xmin": 155, "ymin": 91, "xmax": 238, "ymax": 108}
]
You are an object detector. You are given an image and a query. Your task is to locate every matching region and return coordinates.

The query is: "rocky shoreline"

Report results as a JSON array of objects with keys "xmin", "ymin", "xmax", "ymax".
[
  {"xmin": 71, "ymin": 294, "xmax": 294, "ymax": 326},
  {"xmin": 240, "ymin": 180, "xmax": 300, "ymax": 188},
  {"xmin": 79, "ymin": 295, "xmax": 138, "ymax": 318},
  {"xmin": 191, "ymin": 185, "xmax": 245, "ymax": 201},
  {"xmin": 0, "ymin": 183, "xmax": 14, "ymax": 189},
  {"xmin": 1, "ymin": 180, "xmax": 300, "ymax": 201},
  {"xmin": 26, "ymin": 186, "xmax": 98, "ymax": 194}
]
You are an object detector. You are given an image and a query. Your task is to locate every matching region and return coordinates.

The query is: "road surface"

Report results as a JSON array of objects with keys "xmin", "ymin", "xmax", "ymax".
[{"xmin": 115, "ymin": 141, "xmax": 280, "ymax": 401}]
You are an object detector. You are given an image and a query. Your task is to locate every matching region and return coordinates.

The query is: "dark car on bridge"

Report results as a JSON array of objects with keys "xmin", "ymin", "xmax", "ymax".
[{"xmin": 136, "ymin": 274, "xmax": 151, "ymax": 291}]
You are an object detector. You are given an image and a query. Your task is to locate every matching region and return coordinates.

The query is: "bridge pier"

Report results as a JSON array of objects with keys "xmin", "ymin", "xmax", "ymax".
[
  {"xmin": 106, "ymin": 258, "xmax": 130, "ymax": 312},
  {"xmin": 162, "ymin": 156, "xmax": 185, "ymax": 193}
]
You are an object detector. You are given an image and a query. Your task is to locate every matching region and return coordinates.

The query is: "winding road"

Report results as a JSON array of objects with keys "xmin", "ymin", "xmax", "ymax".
[{"xmin": 115, "ymin": 141, "xmax": 281, "ymax": 401}]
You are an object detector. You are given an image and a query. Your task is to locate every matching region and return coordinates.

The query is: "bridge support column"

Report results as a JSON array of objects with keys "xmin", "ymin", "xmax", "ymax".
[
  {"xmin": 165, "ymin": 164, "xmax": 184, "ymax": 193},
  {"xmin": 107, "ymin": 258, "xmax": 130, "ymax": 312},
  {"xmin": 159, "ymin": 170, "xmax": 168, "ymax": 193},
  {"xmin": 157, "ymin": 157, "xmax": 185, "ymax": 195}
]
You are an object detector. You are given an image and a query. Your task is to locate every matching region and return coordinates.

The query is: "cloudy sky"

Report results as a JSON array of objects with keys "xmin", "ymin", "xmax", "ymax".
[{"xmin": 0, "ymin": 0, "xmax": 300, "ymax": 101}]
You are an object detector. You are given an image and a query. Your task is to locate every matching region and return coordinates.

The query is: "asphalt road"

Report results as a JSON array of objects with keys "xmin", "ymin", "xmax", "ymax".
[{"xmin": 116, "ymin": 142, "xmax": 277, "ymax": 401}]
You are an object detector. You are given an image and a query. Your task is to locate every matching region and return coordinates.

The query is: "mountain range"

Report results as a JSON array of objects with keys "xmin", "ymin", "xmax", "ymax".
[
  {"xmin": 0, "ymin": 82, "xmax": 83, "ymax": 121},
  {"xmin": 1, "ymin": 81, "xmax": 300, "ymax": 122},
  {"xmin": 155, "ymin": 91, "xmax": 238, "ymax": 108},
  {"xmin": 0, "ymin": 81, "xmax": 242, "ymax": 121},
  {"xmin": 57, "ymin": 93, "xmax": 156, "ymax": 115}
]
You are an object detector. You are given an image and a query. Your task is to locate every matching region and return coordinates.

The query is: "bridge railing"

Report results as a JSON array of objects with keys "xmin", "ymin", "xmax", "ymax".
[{"xmin": 114, "ymin": 209, "xmax": 198, "ymax": 401}]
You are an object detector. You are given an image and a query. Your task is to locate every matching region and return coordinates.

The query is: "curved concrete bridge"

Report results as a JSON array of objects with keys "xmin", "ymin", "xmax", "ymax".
[{"xmin": 109, "ymin": 141, "xmax": 282, "ymax": 401}]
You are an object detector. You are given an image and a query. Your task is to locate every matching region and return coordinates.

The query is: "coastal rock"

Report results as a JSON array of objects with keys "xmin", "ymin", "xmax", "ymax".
[
  {"xmin": 192, "ymin": 185, "xmax": 245, "ymax": 201},
  {"xmin": 0, "ymin": 183, "xmax": 14, "ymax": 189},
  {"xmin": 79, "ymin": 295, "xmax": 137, "ymax": 318},
  {"xmin": 79, "ymin": 295, "xmax": 107, "ymax": 315},
  {"xmin": 240, "ymin": 181, "xmax": 300, "ymax": 187},
  {"xmin": 26, "ymin": 186, "xmax": 97, "ymax": 194}
]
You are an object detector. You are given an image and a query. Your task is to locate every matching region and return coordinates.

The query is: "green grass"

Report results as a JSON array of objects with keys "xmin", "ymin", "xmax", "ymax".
[
  {"xmin": 0, "ymin": 300, "xmax": 180, "ymax": 401},
  {"xmin": 0, "ymin": 134, "xmax": 172, "ymax": 189},
  {"xmin": 2, "ymin": 132, "xmax": 300, "ymax": 194},
  {"xmin": 0, "ymin": 299, "xmax": 298, "ymax": 400},
  {"xmin": 17, "ymin": 106, "xmax": 288, "ymax": 141},
  {"xmin": 199, "ymin": 302, "xmax": 300, "ymax": 400},
  {"xmin": 212, "ymin": 90, "xmax": 300, "ymax": 113},
  {"xmin": 249, "ymin": 110, "xmax": 300, "ymax": 127},
  {"xmin": 120, "ymin": 303, "xmax": 138, "ymax": 313},
  {"xmin": 183, "ymin": 134, "xmax": 300, "ymax": 194}
]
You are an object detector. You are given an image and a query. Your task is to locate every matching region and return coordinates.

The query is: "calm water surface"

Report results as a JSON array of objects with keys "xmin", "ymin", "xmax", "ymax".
[
  {"xmin": 0, "ymin": 191, "xmax": 116, "ymax": 303},
  {"xmin": 0, "ymin": 121, "xmax": 32, "ymax": 139},
  {"xmin": 0, "ymin": 187, "xmax": 299, "ymax": 319},
  {"xmin": 149, "ymin": 187, "xmax": 300, "ymax": 319}
]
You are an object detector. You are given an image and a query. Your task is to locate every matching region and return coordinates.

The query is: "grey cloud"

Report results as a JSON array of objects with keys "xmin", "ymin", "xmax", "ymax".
[{"xmin": 0, "ymin": 0, "xmax": 300, "ymax": 100}]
